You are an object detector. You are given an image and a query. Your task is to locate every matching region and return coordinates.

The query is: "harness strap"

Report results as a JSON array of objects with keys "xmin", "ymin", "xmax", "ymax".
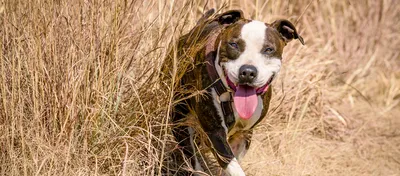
[
  {"xmin": 205, "ymin": 27, "xmax": 235, "ymax": 129},
  {"xmin": 205, "ymin": 30, "xmax": 226, "ymax": 95}
]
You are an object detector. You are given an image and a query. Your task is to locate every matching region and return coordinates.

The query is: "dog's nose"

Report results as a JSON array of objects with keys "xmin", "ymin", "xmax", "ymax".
[{"xmin": 239, "ymin": 65, "xmax": 257, "ymax": 84}]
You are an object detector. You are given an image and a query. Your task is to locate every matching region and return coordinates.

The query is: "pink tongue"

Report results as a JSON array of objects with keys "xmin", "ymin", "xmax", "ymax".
[{"xmin": 233, "ymin": 85, "xmax": 258, "ymax": 120}]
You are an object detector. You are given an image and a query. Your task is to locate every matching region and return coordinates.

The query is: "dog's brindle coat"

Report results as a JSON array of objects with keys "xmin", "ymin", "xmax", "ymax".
[{"xmin": 163, "ymin": 9, "xmax": 304, "ymax": 175}]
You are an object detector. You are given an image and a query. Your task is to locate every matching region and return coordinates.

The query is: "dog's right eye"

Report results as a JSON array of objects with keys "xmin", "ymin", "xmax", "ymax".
[
  {"xmin": 263, "ymin": 47, "xmax": 275, "ymax": 55},
  {"xmin": 228, "ymin": 42, "xmax": 239, "ymax": 50}
]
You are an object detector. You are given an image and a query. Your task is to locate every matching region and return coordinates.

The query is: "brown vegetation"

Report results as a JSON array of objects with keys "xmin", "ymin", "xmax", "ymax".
[{"xmin": 1, "ymin": 0, "xmax": 399, "ymax": 175}]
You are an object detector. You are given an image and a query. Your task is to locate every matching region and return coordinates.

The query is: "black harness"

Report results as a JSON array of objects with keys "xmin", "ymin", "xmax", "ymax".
[{"xmin": 204, "ymin": 29, "xmax": 235, "ymax": 129}]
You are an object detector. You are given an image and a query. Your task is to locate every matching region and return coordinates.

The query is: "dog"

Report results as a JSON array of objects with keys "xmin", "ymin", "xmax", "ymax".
[{"xmin": 162, "ymin": 9, "xmax": 304, "ymax": 176}]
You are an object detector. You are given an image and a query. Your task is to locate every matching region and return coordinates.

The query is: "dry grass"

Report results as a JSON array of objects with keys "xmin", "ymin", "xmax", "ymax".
[{"xmin": 1, "ymin": 0, "xmax": 400, "ymax": 175}]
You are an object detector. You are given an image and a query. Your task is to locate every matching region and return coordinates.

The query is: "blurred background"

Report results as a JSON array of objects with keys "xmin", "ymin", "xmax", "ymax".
[{"xmin": 1, "ymin": 0, "xmax": 399, "ymax": 175}]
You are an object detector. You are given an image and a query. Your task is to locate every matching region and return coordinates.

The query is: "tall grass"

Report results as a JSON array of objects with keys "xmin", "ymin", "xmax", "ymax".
[{"xmin": 1, "ymin": 0, "xmax": 399, "ymax": 175}]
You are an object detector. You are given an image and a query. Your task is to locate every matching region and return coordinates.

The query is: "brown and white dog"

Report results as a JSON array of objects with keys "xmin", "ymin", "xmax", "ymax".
[{"xmin": 164, "ymin": 9, "xmax": 304, "ymax": 176}]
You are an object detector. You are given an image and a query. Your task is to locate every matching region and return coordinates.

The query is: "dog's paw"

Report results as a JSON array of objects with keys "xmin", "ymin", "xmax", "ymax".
[{"xmin": 224, "ymin": 158, "xmax": 245, "ymax": 176}]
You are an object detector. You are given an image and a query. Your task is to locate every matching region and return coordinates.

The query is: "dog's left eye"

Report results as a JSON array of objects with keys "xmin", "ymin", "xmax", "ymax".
[
  {"xmin": 263, "ymin": 47, "xmax": 275, "ymax": 54},
  {"xmin": 229, "ymin": 42, "xmax": 239, "ymax": 50}
]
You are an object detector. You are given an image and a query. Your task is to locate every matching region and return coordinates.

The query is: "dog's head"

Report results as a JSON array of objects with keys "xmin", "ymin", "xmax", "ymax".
[{"xmin": 214, "ymin": 10, "xmax": 304, "ymax": 119}]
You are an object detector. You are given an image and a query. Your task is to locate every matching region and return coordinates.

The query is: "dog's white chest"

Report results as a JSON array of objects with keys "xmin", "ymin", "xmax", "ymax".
[
  {"xmin": 211, "ymin": 88, "xmax": 264, "ymax": 136},
  {"xmin": 228, "ymin": 96, "xmax": 263, "ymax": 136}
]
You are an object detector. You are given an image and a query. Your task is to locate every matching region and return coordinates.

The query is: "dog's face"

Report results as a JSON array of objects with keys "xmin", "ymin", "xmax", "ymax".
[
  {"xmin": 219, "ymin": 20, "xmax": 285, "ymax": 92},
  {"xmin": 214, "ymin": 11, "xmax": 304, "ymax": 119}
]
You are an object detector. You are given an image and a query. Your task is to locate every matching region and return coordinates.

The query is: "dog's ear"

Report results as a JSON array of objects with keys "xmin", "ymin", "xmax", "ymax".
[
  {"xmin": 271, "ymin": 19, "xmax": 304, "ymax": 45},
  {"xmin": 216, "ymin": 10, "xmax": 244, "ymax": 25},
  {"xmin": 197, "ymin": 9, "xmax": 216, "ymax": 25}
]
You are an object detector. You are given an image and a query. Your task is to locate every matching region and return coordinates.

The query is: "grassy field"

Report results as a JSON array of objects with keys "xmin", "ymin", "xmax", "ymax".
[{"xmin": 1, "ymin": 0, "xmax": 400, "ymax": 175}]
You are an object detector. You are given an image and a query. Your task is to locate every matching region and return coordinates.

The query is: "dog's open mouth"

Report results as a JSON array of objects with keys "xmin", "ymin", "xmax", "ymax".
[
  {"xmin": 225, "ymin": 73, "xmax": 275, "ymax": 93},
  {"xmin": 225, "ymin": 73, "xmax": 275, "ymax": 120}
]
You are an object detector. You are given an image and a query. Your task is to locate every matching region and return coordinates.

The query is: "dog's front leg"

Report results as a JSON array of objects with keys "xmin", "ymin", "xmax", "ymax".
[
  {"xmin": 197, "ymin": 91, "xmax": 245, "ymax": 175},
  {"xmin": 206, "ymin": 129, "xmax": 245, "ymax": 176}
]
